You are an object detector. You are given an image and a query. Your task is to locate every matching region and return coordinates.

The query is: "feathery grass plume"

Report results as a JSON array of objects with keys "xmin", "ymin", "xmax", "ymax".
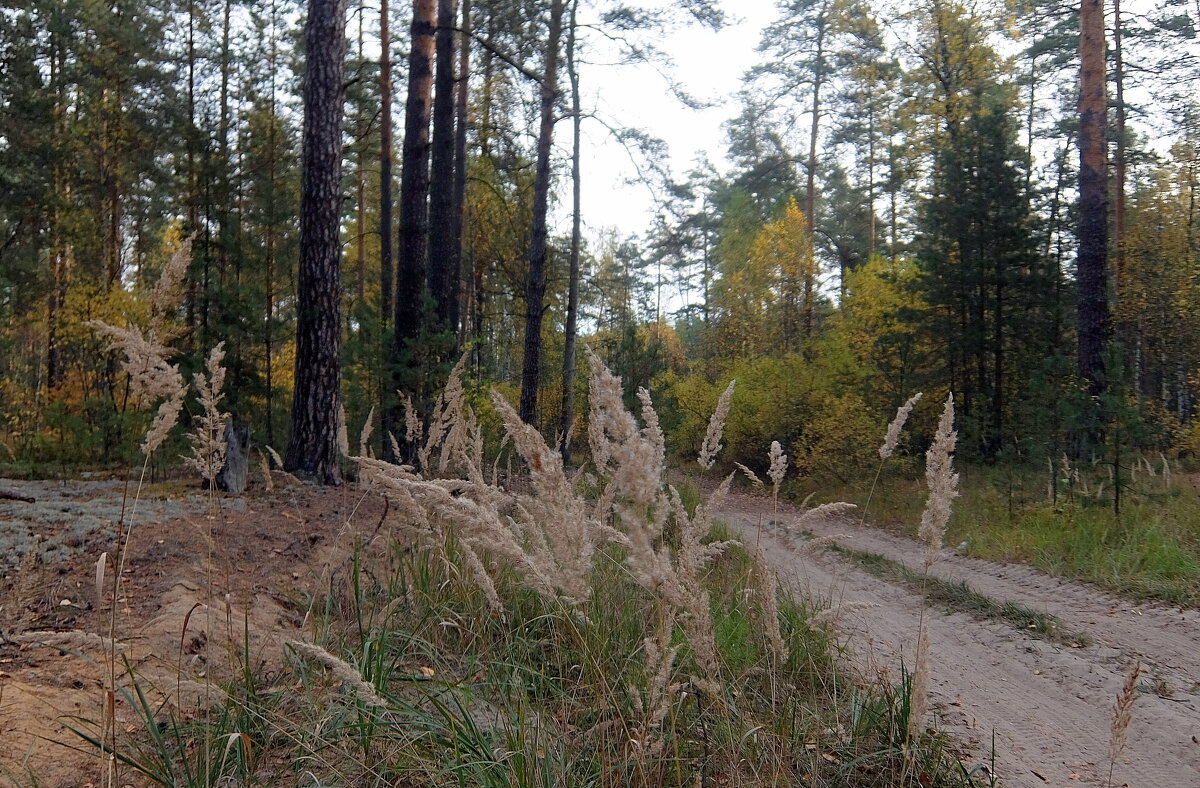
[
  {"xmin": 142, "ymin": 388, "xmax": 186, "ymax": 456},
  {"xmin": 87, "ymin": 324, "xmax": 182, "ymax": 407},
  {"xmin": 698, "ymin": 379, "xmax": 736, "ymax": 469},
  {"xmin": 399, "ymin": 392, "xmax": 423, "ymax": 446},
  {"xmin": 94, "ymin": 552, "xmax": 107, "ymax": 606},
  {"xmin": 585, "ymin": 349, "xmax": 661, "ymax": 519},
  {"xmin": 918, "ymin": 393, "xmax": 958, "ymax": 571},
  {"xmin": 735, "ymin": 462, "xmax": 764, "ymax": 488},
  {"xmin": 358, "ymin": 406, "xmax": 375, "ymax": 457},
  {"xmin": 488, "ymin": 391, "xmax": 596, "ymax": 604},
  {"xmin": 879, "ymin": 392, "xmax": 923, "ymax": 460},
  {"xmin": 637, "ymin": 387, "xmax": 665, "ymax": 475},
  {"xmin": 258, "ymin": 451, "xmax": 274, "ymax": 491},
  {"xmin": 423, "ymin": 353, "xmax": 472, "ymax": 474},
  {"xmin": 356, "ymin": 445, "xmax": 587, "ymax": 609},
  {"xmin": 185, "ymin": 342, "xmax": 229, "ymax": 483},
  {"xmin": 265, "ymin": 445, "xmax": 284, "ymax": 469},
  {"xmin": 336, "ymin": 403, "xmax": 350, "ymax": 457},
  {"xmin": 754, "ymin": 564, "xmax": 787, "ymax": 662},
  {"xmin": 862, "ymin": 392, "xmax": 922, "ymax": 524},
  {"xmin": 1107, "ymin": 660, "xmax": 1142, "ymax": 787},
  {"xmin": 767, "ymin": 440, "xmax": 788, "ymax": 491},
  {"xmin": 910, "ymin": 392, "xmax": 958, "ymax": 744},
  {"xmin": 149, "ymin": 236, "xmax": 193, "ymax": 331},
  {"xmin": 87, "ymin": 239, "xmax": 192, "ymax": 423},
  {"xmin": 286, "ymin": 640, "xmax": 387, "ymax": 707},
  {"xmin": 808, "ymin": 600, "xmax": 879, "ymax": 632},
  {"xmin": 586, "ymin": 347, "xmax": 633, "ymax": 475},
  {"xmin": 583, "ymin": 352, "xmax": 730, "ymax": 690}
]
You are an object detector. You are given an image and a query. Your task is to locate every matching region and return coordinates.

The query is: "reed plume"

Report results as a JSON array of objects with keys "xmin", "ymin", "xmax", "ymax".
[
  {"xmin": 185, "ymin": 342, "xmax": 229, "ymax": 484},
  {"xmin": 880, "ymin": 393, "xmax": 923, "ymax": 460},
  {"xmin": 918, "ymin": 393, "xmax": 958, "ymax": 571},
  {"xmin": 909, "ymin": 392, "xmax": 958, "ymax": 744},
  {"xmin": 1107, "ymin": 660, "xmax": 1142, "ymax": 787},
  {"xmin": 698, "ymin": 379, "xmax": 736, "ymax": 469}
]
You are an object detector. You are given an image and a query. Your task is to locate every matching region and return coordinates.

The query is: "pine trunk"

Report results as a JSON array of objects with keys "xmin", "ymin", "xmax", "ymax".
[
  {"xmin": 451, "ymin": 0, "xmax": 471, "ymax": 339},
  {"xmin": 389, "ymin": 0, "xmax": 436, "ymax": 461},
  {"xmin": 379, "ymin": 0, "xmax": 395, "ymax": 453},
  {"xmin": 380, "ymin": 0, "xmax": 394, "ymax": 326},
  {"xmin": 1077, "ymin": 0, "xmax": 1109, "ymax": 400},
  {"xmin": 428, "ymin": 0, "xmax": 460, "ymax": 338},
  {"xmin": 559, "ymin": 0, "xmax": 581, "ymax": 461},
  {"xmin": 285, "ymin": 0, "xmax": 347, "ymax": 486},
  {"xmin": 518, "ymin": 0, "xmax": 564, "ymax": 426}
]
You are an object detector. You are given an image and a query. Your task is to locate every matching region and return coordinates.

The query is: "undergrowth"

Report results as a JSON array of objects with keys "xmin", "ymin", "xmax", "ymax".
[
  {"xmin": 59, "ymin": 352, "xmax": 977, "ymax": 787},
  {"xmin": 810, "ymin": 462, "xmax": 1200, "ymax": 607}
]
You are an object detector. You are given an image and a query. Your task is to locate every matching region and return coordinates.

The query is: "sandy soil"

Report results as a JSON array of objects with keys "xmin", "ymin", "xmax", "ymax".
[
  {"xmin": 0, "ymin": 476, "xmax": 386, "ymax": 787},
  {"xmin": 2, "ymin": 475, "xmax": 1198, "ymax": 787},
  {"xmin": 716, "ymin": 494, "xmax": 1200, "ymax": 788}
]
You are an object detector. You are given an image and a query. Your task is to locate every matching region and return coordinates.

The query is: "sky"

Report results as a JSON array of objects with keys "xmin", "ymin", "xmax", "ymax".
[{"xmin": 570, "ymin": 0, "xmax": 779, "ymax": 241}]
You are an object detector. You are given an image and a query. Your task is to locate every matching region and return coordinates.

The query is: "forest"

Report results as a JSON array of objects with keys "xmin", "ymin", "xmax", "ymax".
[
  {"xmin": 3, "ymin": 0, "xmax": 1200, "ymax": 785},
  {"xmin": 0, "ymin": 0, "xmax": 1198, "ymax": 484}
]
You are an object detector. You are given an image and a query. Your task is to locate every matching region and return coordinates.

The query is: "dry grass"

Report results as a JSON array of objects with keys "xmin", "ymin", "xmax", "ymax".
[
  {"xmin": 910, "ymin": 393, "xmax": 958, "ymax": 744},
  {"xmin": 48, "ymin": 342, "xmax": 973, "ymax": 786},
  {"xmin": 1107, "ymin": 660, "xmax": 1142, "ymax": 787}
]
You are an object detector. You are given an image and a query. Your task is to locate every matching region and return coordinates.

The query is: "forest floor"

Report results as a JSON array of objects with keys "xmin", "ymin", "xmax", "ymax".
[
  {"xmin": 0, "ymin": 477, "xmax": 1197, "ymax": 786},
  {"xmin": 716, "ymin": 495, "xmax": 1200, "ymax": 788}
]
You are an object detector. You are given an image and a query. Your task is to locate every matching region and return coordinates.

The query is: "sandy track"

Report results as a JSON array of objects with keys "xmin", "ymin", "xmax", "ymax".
[{"xmin": 717, "ymin": 495, "xmax": 1200, "ymax": 788}]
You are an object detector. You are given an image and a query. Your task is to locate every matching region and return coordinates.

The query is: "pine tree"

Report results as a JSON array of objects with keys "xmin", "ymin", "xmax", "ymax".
[{"xmin": 285, "ymin": 0, "xmax": 348, "ymax": 485}]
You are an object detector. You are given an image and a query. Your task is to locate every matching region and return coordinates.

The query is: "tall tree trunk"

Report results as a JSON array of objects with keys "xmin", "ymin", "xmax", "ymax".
[
  {"xmin": 265, "ymin": 0, "xmax": 282, "ymax": 448},
  {"xmin": 1077, "ymin": 0, "xmax": 1109, "ymax": 404},
  {"xmin": 380, "ymin": 0, "xmax": 395, "ymax": 326},
  {"xmin": 451, "ymin": 0, "xmax": 471, "ymax": 341},
  {"xmin": 1113, "ymin": 0, "xmax": 1128, "ymax": 355},
  {"xmin": 803, "ymin": 2, "xmax": 829, "ymax": 339},
  {"xmin": 285, "ymin": 0, "xmax": 348, "ymax": 485},
  {"xmin": 559, "ymin": 0, "xmax": 581, "ymax": 461},
  {"xmin": 389, "ymin": 0, "xmax": 436, "ymax": 461},
  {"xmin": 355, "ymin": 8, "xmax": 367, "ymax": 309},
  {"xmin": 518, "ymin": 0, "xmax": 565, "ymax": 426},
  {"xmin": 378, "ymin": 0, "xmax": 395, "ymax": 453},
  {"xmin": 428, "ymin": 0, "xmax": 460, "ymax": 337}
]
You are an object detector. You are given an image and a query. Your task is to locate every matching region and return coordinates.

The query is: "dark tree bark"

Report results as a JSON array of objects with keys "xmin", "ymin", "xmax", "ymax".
[
  {"xmin": 1077, "ymin": 0, "xmax": 1109, "ymax": 401},
  {"xmin": 380, "ymin": 0, "xmax": 395, "ymax": 326},
  {"xmin": 559, "ymin": 0, "xmax": 582, "ymax": 461},
  {"xmin": 802, "ymin": 0, "xmax": 831, "ymax": 341},
  {"xmin": 389, "ymin": 0, "xmax": 436, "ymax": 461},
  {"xmin": 1113, "ymin": 0, "xmax": 1129, "ymax": 375},
  {"xmin": 378, "ymin": 0, "xmax": 396, "ymax": 452},
  {"xmin": 354, "ymin": 12, "xmax": 367, "ymax": 309},
  {"xmin": 285, "ymin": 0, "xmax": 347, "ymax": 486},
  {"xmin": 518, "ymin": 0, "xmax": 565, "ymax": 426},
  {"xmin": 428, "ymin": 0, "xmax": 460, "ymax": 338},
  {"xmin": 451, "ymin": 0, "xmax": 471, "ymax": 342}
]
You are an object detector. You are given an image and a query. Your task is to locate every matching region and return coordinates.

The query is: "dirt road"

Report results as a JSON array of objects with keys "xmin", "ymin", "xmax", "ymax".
[{"xmin": 717, "ymin": 494, "xmax": 1200, "ymax": 788}]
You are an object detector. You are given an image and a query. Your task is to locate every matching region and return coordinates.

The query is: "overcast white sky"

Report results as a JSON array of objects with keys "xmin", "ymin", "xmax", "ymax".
[{"xmin": 569, "ymin": 0, "xmax": 778, "ymax": 240}]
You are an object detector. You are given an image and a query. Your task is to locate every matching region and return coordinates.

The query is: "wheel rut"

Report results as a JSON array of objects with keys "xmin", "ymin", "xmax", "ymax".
[{"xmin": 717, "ymin": 494, "xmax": 1200, "ymax": 787}]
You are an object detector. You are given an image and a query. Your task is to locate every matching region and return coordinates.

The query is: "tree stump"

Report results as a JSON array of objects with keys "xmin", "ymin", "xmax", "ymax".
[{"xmin": 217, "ymin": 422, "xmax": 251, "ymax": 494}]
